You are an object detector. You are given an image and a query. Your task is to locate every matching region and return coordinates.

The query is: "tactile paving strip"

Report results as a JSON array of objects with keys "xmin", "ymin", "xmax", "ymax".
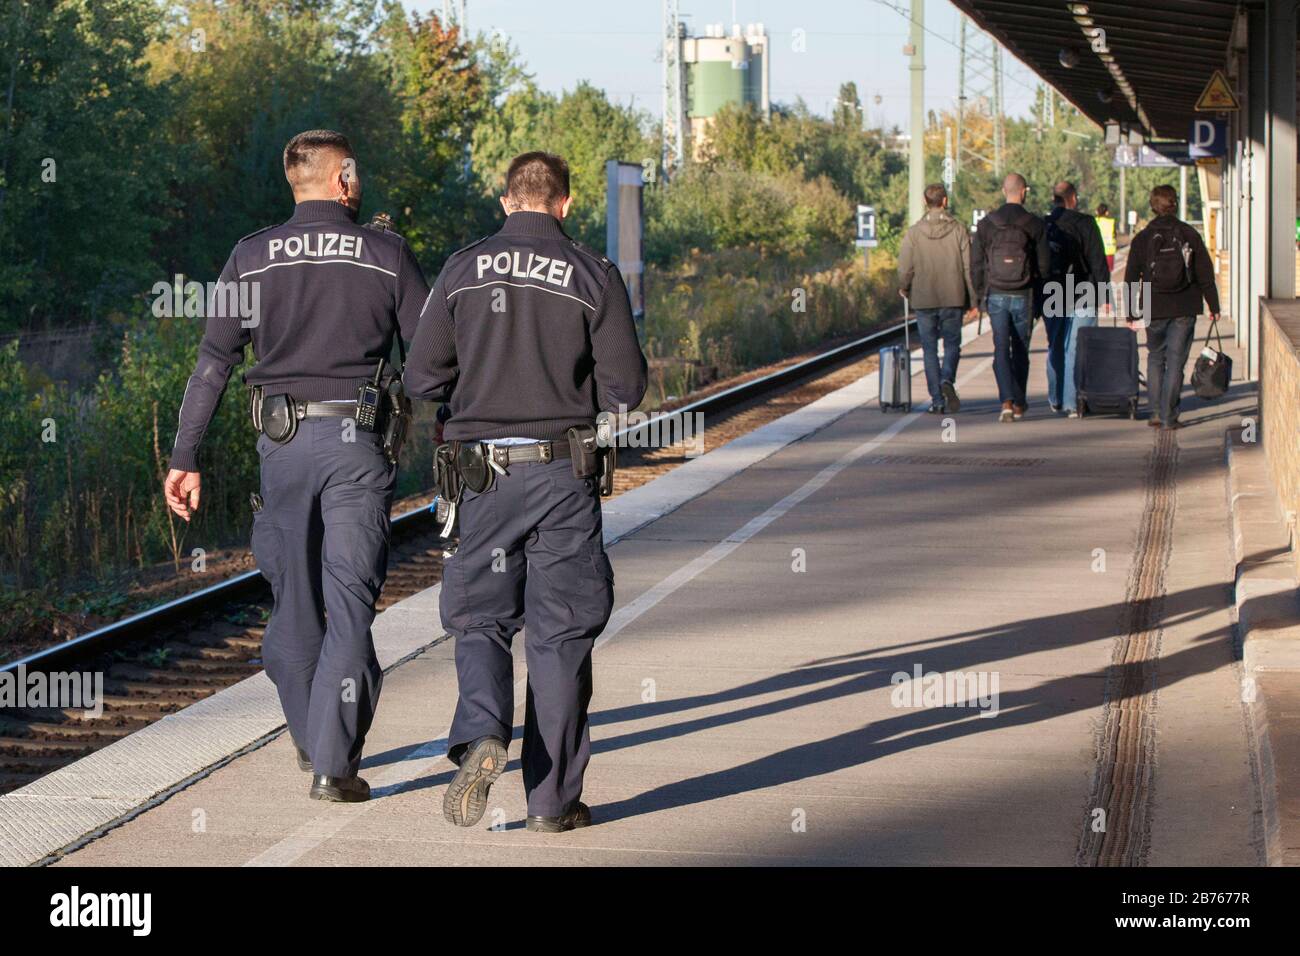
[{"xmin": 1077, "ymin": 429, "xmax": 1178, "ymax": 866}]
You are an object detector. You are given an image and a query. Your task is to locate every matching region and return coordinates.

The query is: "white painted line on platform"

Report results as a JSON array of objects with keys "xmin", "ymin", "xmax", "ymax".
[{"xmin": 243, "ymin": 354, "xmax": 994, "ymax": 867}]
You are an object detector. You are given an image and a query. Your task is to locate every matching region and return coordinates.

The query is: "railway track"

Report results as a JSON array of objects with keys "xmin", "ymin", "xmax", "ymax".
[{"xmin": 0, "ymin": 317, "xmax": 915, "ymax": 794}]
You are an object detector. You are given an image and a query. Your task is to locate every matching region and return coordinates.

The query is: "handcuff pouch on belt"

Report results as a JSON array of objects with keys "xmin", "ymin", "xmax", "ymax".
[
  {"xmin": 249, "ymin": 386, "xmax": 299, "ymax": 445},
  {"xmin": 455, "ymin": 441, "xmax": 493, "ymax": 493}
]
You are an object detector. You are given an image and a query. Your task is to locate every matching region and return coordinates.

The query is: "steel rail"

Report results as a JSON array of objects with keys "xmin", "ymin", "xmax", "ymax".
[{"xmin": 3, "ymin": 316, "xmax": 911, "ymax": 677}]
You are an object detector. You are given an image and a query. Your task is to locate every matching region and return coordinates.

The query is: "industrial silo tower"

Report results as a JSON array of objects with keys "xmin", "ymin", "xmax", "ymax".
[{"xmin": 681, "ymin": 22, "xmax": 771, "ymax": 160}]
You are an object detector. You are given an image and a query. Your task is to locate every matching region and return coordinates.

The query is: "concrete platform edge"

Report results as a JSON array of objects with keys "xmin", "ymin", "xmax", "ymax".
[{"xmin": 1226, "ymin": 425, "xmax": 1297, "ymax": 866}]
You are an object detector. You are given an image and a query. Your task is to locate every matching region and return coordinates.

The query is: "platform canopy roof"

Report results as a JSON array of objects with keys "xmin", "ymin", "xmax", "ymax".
[{"xmin": 948, "ymin": 0, "xmax": 1286, "ymax": 139}]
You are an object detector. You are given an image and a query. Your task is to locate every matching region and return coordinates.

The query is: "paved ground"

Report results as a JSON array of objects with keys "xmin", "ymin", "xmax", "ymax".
[{"xmin": 56, "ymin": 319, "xmax": 1265, "ymax": 866}]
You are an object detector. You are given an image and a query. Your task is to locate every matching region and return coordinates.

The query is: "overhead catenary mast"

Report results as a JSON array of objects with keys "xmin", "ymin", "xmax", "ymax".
[
  {"xmin": 907, "ymin": 0, "xmax": 925, "ymax": 225},
  {"xmin": 956, "ymin": 14, "xmax": 966, "ymax": 174},
  {"xmin": 661, "ymin": 0, "xmax": 686, "ymax": 176},
  {"xmin": 993, "ymin": 42, "xmax": 1003, "ymax": 176},
  {"xmin": 956, "ymin": 13, "xmax": 1005, "ymax": 177},
  {"xmin": 441, "ymin": 0, "xmax": 467, "ymax": 31}
]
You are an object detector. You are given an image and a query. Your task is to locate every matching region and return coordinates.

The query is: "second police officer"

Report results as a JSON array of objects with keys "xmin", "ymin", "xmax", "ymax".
[
  {"xmin": 163, "ymin": 130, "xmax": 430, "ymax": 803},
  {"xmin": 405, "ymin": 151, "xmax": 647, "ymax": 832}
]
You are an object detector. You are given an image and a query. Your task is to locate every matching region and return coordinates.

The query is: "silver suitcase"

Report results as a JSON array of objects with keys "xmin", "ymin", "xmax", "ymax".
[{"xmin": 879, "ymin": 298, "xmax": 912, "ymax": 412}]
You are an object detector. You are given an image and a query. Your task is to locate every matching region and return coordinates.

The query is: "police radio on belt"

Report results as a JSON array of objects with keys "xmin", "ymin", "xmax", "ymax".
[{"xmin": 354, "ymin": 360, "xmax": 384, "ymax": 431}]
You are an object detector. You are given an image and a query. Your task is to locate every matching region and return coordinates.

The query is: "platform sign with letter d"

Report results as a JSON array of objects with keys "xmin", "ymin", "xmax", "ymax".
[{"xmin": 1189, "ymin": 119, "xmax": 1227, "ymax": 159}]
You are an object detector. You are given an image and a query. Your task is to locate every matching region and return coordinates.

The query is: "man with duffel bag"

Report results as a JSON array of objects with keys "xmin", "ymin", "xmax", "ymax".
[{"xmin": 1123, "ymin": 185, "xmax": 1221, "ymax": 430}]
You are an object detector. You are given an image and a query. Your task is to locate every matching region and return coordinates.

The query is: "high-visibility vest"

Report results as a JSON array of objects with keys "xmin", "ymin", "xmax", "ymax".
[{"xmin": 1097, "ymin": 216, "xmax": 1117, "ymax": 256}]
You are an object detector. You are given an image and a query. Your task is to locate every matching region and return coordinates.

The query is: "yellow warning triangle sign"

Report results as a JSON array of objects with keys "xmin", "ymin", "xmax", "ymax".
[{"xmin": 1195, "ymin": 69, "xmax": 1239, "ymax": 111}]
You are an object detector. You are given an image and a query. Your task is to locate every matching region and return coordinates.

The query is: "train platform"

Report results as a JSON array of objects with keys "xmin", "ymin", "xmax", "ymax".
[{"xmin": 2, "ymin": 317, "xmax": 1286, "ymax": 866}]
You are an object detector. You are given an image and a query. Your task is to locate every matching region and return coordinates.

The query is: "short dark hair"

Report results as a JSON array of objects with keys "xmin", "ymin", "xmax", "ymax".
[
  {"xmin": 1096, "ymin": 203, "xmax": 1110, "ymax": 216},
  {"xmin": 1052, "ymin": 181, "xmax": 1077, "ymax": 206},
  {"xmin": 1150, "ymin": 184, "xmax": 1178, "ymax": 216},
  {"xmin": 504, "ymin": 151, "xmax": 570, "ymax": 210},
  {"xmin": 923, "ymin": 183, "xmax": 947, "ymax": 208},
  {"xmin": 283, "ymin": 129, "xmax": 354, "ymax": 190}
]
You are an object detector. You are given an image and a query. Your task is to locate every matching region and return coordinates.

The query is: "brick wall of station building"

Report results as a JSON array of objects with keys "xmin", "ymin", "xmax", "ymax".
[{"xmin": 1261, "ymin": 299, "xmax": 1300, "ymax": 574}]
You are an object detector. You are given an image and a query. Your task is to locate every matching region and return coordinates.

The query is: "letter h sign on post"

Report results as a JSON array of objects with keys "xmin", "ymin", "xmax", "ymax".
[{"xmin": 856, "ymin": 204, "xmax": 878, "ymax": 271}]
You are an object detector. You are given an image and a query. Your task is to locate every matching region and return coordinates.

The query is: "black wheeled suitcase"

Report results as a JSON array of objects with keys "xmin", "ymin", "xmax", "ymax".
[
  {"xmin": 880, "ymin": 297, "xmax": 912, "ymax": 412},
  {"xmin": 1074, "ymin": 320, "xmax": 1139, "ymax": 419}
]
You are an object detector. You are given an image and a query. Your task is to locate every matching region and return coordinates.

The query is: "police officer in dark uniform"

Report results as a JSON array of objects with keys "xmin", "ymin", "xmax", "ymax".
[
  {"xmin": 405, "ymin": 151, "xmax": 647, "ymax": 832},
  {"xmin": 163, "ymin": 130, "xmax": 430, "ymax": 802}
]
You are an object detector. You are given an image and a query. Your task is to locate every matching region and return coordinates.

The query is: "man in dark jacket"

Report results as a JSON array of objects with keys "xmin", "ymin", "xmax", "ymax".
[
  {"xmin": 1123, "ymin": 184, "xmax": 1220, "ymax": 430},
  {"xmin": 1042, "ymin": 181, "xmax": 1111, "ymax": 418},
  {"xmin": 898, "ymin": 183, "xmax": 979, "ymax": 414},
  {"xmin": 163, "ymin": 130, "xmax": 430, "ymax": 802},
  {"xmin": 405, "ymin": 152, "xmax": 647, "ymax": 833},
  {"xmin": 972, "ymin": 173, "xmax": 1051, "ymax": 422}
]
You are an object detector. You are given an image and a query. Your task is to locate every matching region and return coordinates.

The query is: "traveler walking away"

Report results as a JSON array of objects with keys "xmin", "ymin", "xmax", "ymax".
[
  {"xmin": 162, "ymin": 130, "xmax": 430, "ymax": 802},
  {"xmin": 1042, "ymin": 181, "xmax": 1111, "ymax": 418},
  {"xmin": 1096, "ymin": 203, "xmax": 1117, "ymax": 273},
  {"xmin": 1122, "ymin": 184, "xmax": 1220, "ymax": 430},
  {"xmin": 405, "ymin": 152, "xmax": 647, "ymax": 833},
  {"xmin": 898, "ymin": 183, "xmax": 979, "ymax": 414},
  {"xmin": 971, "ymin": 173, "xmax": 1051, "ymax": 422}
]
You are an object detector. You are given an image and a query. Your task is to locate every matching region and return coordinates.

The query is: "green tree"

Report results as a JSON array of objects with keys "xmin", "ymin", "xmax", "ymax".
[
  {"xmin": 0, "ymin": 0, "xmax": 171, "ymax": 332},
  {"xmin": 367, "ymin": 8, "xmax": 490, "ymax": 263},
  {"xmin": 472, "ymin": 81, "xmax": 653, "ymax": 248},
  {"xmin": 146, "ymin": 0, "xmax": 406, "ymax": 280}
]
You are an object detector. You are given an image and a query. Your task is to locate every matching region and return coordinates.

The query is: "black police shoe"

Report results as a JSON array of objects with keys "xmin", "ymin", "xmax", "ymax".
[
  {"xmin": 526, "ymin": 801, "xmax": 593, "ymax": 833},
  {"xmin": 296, "ymin": 745, "xmax": 312, "ymax": 773},
  {"xmin": 926, "ymin": 400, "xmax": 945, "ymax": 414},
  {"xmin": 309, "ymin": 774, "xmax": 371, "ymax": 803},
  {"xmin": 443, "ymin": 736, "xmax": 507, "ymax": 827}
]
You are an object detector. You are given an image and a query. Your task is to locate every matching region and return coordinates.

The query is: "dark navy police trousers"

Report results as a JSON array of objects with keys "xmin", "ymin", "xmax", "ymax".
[
  {"xmin": 440, "ymin": 456, "xmax": 615, "ymax": 818},
  {"xmin": 251, "ymin": 419, "xmax": 396, "ymax": 779}
]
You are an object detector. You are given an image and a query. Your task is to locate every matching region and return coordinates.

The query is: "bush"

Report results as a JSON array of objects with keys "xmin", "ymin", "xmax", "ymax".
[
  {"xmin": 641, "ymin": 247, "xmax": 898, "ymax": 404},
  {"xmin": 0, "ymin": 317, "xmax": 257, "ymax": 593},
  {"xmin": 645, "ymin": 164, "xmax": 853, "ymax": 266}
]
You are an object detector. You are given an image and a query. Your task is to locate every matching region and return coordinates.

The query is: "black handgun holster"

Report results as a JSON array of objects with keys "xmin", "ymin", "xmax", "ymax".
[{"xmin": 381, "ymin": 379, "xmax": 411, "ymax": 466}]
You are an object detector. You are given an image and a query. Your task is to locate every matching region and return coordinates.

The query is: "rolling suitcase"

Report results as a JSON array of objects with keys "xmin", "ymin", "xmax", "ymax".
[
  {"xmin": 1074, "ymin": 317, "xmax": 1138, "ymax": 419},
  {"xmin": 880, "ymin": 297, "xmax": 913, "ymax": 412}
]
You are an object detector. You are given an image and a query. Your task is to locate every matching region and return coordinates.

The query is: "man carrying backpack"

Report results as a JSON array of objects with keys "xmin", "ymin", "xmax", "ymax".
[
  {"xmin": 972, "ymin": 173, "xmax": 1051, "ymax": 422},
  {"xmin": 1123, "ymin": 184, "xmax": 1220, "ymax": 430},
  {"xmin": 1043, "ymin": 181, "xmax": 1110, "ymax": 418}
]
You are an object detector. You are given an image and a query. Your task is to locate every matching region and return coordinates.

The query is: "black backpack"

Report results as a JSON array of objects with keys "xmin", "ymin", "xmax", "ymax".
[
  {"xmin": 987, "ymin": 216, "xmax": 1033, "ymax": 287},
  {"xmin": 1045, "ymin": 209, "xmax": 1085, "ymax": 282},
  {"xmin": 1147, "ymin": 222, "xmax": 1193, "ymax": 294}
]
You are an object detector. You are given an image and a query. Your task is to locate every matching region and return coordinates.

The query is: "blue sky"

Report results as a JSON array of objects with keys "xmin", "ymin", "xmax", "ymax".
[{"xmin": 401, "ymin": 0, "xmax": 1042, "ymax": 131}]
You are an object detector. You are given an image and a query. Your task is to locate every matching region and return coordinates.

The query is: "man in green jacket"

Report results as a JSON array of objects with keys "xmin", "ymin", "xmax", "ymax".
[{"xmin": 898, "ymin": 183, "xmax": 979, "ymax": 413}]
